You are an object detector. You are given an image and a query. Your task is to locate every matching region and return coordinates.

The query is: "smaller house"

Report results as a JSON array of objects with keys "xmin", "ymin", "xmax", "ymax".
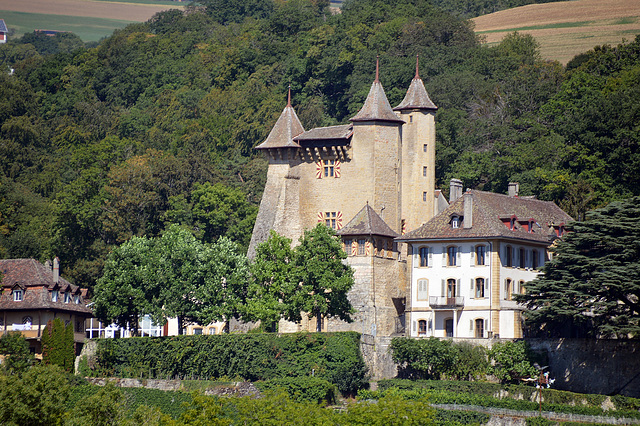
[
  {"xmin": 0, "ymin": 20, "xmax": 7, "ymax": 44},
  {"xmin": 398, "ymin": 180, "xmax": 573, "ymax": 339},
  {"xmin": 0, "ymin": 258, "xmax": 92, "ymax": 354}
]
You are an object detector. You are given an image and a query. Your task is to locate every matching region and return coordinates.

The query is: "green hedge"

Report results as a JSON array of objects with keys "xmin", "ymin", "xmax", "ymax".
[
  {"xmin": 435, "ymin": 409, "xmax": 490, "ymax": 425},
  {"xmin": 92, "ymin": 332, "xmax": 368, "ymax": 395},
  {"xmin": 377, "ymin": 379, "xmax": 640, "ymax": 413},
  {"xmin": 256, "ymin": 377, "xmax": 337, "ymax": 405},
  {"xmin": 359, "ymin": 388, "xmax": 640, "ymax": 420}
]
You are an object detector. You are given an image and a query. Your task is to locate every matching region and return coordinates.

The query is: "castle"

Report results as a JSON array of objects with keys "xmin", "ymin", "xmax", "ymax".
[{"xmin": 247, "ymin": 57, "xmax": 444, "ymax": 338}]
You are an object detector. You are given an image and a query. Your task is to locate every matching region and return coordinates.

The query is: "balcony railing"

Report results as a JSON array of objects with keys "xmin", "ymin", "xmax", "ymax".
[{"xmin": 429, "ymin": 296, "xmax": 464, "ymax": 309}]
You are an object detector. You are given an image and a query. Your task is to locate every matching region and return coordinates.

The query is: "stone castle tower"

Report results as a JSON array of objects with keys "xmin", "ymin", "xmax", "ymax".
[{"xmin": 247, "ymin": 57, "xmax": 443, "ymax": 340}]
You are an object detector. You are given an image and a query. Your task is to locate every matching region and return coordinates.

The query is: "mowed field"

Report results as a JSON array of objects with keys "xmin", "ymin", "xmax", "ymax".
[
  {"xmin": 473, "ymin": 0, "xmax": 640, "ymax": 64},
  {"xmin": 0, "ymin": 0, "xmax": 185, "ymax": 41}
]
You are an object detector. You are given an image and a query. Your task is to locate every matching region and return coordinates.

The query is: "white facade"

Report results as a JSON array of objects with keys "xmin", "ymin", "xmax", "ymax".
[{"xmin": 407, "ymin": 239, "xmax": 547, "ymax": 339}]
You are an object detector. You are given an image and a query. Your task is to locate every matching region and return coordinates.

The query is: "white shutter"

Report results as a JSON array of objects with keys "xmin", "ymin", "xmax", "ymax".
[
  {"xmin": 457, "ymin": 246, "xmax": 462, "ymax": 265},
  {"xmin": 470, "ymin": 246, "xmax": 475, "ymax": 265},
  {"xmin": 470, "ymin": 278, "xmax": 474, "ymax": 291},
  {"xmin": 441, "ymin": 279, "xmax": 445, "ymax": 296},
  {"xmin": 470, "ymin": 320, "xmax": 473, "ymax": 331},
  {"xmin": 485, "ymin": 277, "xmax": 489, "ymax": 290},
  {"xmin": 428, "ymin": 247, "xmax": 432, "ymax": 264},
  {"xmin": 456, "ymin": 278, "xmax": 461, "ymax": 296}
]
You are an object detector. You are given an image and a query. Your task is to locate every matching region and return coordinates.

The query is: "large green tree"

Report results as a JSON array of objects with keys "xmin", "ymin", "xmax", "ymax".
[
  {"xmin": 517, "ymin": 196, "xmax": 640, "ymax": 338},
  {"xmin": 291, "ymin": 224, "xmax": 355, "ymax": 332}
]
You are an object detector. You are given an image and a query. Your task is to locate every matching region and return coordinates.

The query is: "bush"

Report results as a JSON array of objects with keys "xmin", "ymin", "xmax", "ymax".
[
  {"xmin": 256, "ymin": 377, "xmax": 337, "ymax": 404},
  {"xmin": 488, "ymin": 340, "xmax": 538, "ymax": 383},
  {"xmin": 92, "ymin": 331, "xmax": 368, "ymax": 396},
  {"xmin": 435, "ymin": 409, "xmax": 490, "ymax": 425}
]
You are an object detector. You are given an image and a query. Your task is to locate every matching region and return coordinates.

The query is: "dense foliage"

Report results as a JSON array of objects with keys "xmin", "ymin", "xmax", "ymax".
[
  {"xmin": 517, "ymin": 197, "xmax": 640, "ymax": 338},
  {"xmin": 41, "ymin": 317, "xmax": 76, "ymax": 371},
  {"xmin": 0, "ymin": 331, "xmax": 34, "ymax": 374},
  {"xmin": 390, "ymin": 337, "xmax": 536, "ymax": 382},
  {"xmin": 0, "ymin": 0, "xmax": 639, "ymax": 293},
  {"xmin": 92, "ymin": 332, "xmax": 368, "ymax": 396}
]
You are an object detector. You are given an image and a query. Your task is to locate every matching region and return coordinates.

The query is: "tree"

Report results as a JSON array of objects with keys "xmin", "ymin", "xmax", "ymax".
[
  {"xmin": 488, "ymin": 340, "xmax": 537, "ymax": 384},
  {"xmin": 245, "ymin": 230, "xmax": 297, "ymax": 331},
  {"xmin": 0, "ymin": 332, "xmax": 34, "ymax": 374},
  {"xmin": 291, "ymin": 224, "xmax": 355, "ymax": 332},
  {"xmin": 41, "ymin": 318, "xmax": 75, "ymax": 372},
  {"xmin": 516, "ymin": 197, "xmax": 640, "ymax": 338}
]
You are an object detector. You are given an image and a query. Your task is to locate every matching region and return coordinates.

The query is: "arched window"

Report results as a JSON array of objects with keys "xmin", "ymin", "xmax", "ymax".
[
  {"xmin": 475, "ymin": 318, "xmax": 485, "ymax": 338},
  {"xmin": 504, "ymin": 279, "xmax": 513, "ymax": 301},
  {"xmin": 447, "ymin": 278, "xmax": 457, "ymax": 299},
  {"xmin": 418, "ymin": 320, "xmax": 427, "ymax": 335},
  {"xmin": 475, "ymin": 245, "xmax": 486, "ymax": 265}
]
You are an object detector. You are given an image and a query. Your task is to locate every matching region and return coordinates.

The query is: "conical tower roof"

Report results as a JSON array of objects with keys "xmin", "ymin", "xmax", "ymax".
[
  {"xmin": 394, "ymin": 55, "xmax": 437, "ymax": 111},
  {"xmin": 350, "ymin": 58, "xmax": 405, "ymax": 124},
  {"xmin": 255, "ymin": 88, "xmax": 304, "ymax": 150},
  {"xmin": 337, "ymin": 203, "xmax": 398, "ymax": 238}
]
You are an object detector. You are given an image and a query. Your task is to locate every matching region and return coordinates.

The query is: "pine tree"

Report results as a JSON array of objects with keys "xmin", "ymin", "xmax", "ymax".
[{"xmin": 517, "ymin": 196, "xmax": 640, "ymax": 338}]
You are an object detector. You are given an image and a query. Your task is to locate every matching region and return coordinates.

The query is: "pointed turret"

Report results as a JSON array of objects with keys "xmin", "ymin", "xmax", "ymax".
[
  {"xmin": 338, "ymin": 203, "xmax": 399, "ymax": 238},
  {"xmin": 394, "ymin": 55, "xmax": 437, "ymax": 111},
  {"xmin": 255, "ymin": 86, "xmax": 305, "ymax": 150},
  {"xmin": 350, "ymin": 57, "xmax": 405, "ymax": 124}
]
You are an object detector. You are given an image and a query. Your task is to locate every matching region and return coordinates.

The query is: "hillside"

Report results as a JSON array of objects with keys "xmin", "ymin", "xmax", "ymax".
[{"xmin": 473, "ymin": 0, "xmax": 640, "ymax": 64}]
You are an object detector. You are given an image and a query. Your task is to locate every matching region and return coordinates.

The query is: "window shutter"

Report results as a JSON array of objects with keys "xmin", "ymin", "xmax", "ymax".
[
  {"xmin": 470, "ymin": 320, "xmax": 473, "ymax": 331},
  {"xmin": 456, "ymin": 278, "xmax": 461, "ymax": 296},
  {"xmin": 515, "ymin": 248, "xmax": 520, "ymax": 266},
  {"xmin": 412, "ymin": 321, "xmax": 416, "ymax": 332},
  {"xmin": 471, "ymin": 246, "xmax": 475, "ymax": 265},
  {"xmin": 442, "ymin": 250, "xmax": 446, "ymax": 263},
  {"xmin": 334, "ymin": 160, "xmax": 341, "ymax": 178},
  {"xmin": 441, "ymin": 279, "xmax": 445, "ymax": 296},
  {"xmin": 336, "ymin": 211, "xmax": 343, "ymax": 230},
  {"xmin": 457, "ymin": 246, "xmax": 462, "ymax": 265},
  {"xmin": 315, "ymin": 161, "xmax": 323, "ymax": 179},
  {"xmin": 485, "ymin": 278, "xmax": 489, "ymax": 290},
  {"xmin": 351, "ymin": 241, "xmax": 357, "ymax": 256},
  {"xmin": 365, "ymin": 240, "xmax": 371, "ymax": 256},
  {"xmin": 525, "ymin": 249, "xmax": 529, "ymax": 267},
  {"xmin": 470, "ymin": 278, "xmax": 474, "ymax": 291},
  {"xmin": 428, "ymin": 247, "xmax": 433, "ymax": 263},
  {"xmin": 317, "ymin": 212, "xmax": 323, "ymax": 223}
]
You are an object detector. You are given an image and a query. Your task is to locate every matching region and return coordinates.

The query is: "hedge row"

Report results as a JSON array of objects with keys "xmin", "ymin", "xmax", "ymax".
[
  {"xmin": 359, "ymin": 388, "xmax": 640, "ymax": 420},
  {"xmin": 377, "ymin": 379, "xmax": 640, "ymax": 412},
  {"xmin": 91, "ymin": 332, "xmax": 368, "ymax": 395}
]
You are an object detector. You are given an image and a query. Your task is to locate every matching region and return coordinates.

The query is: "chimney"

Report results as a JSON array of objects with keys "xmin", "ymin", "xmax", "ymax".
[
  {"xmin": 508, "ymin": 182, "xmax": 519, "ymax": 197},
  {"xmin": 53, "ymin": 257, "xmax": 59, "ymax": 284},
  {"xmin": 463, "ymin": 191, "xmax": 472, "ymax": 229},
  {"xmin": 449, "ymin": 178, "xmax": 463, "ymax": 203}
]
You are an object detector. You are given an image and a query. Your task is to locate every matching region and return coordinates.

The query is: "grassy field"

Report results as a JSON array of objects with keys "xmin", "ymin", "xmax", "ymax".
[
  {"xmin": 0, "ymin": 0, "xmax": 185, "ymax": 41},
  {"xmin": 473, "ymin": 0, "xmax": 640, "ymax": 64}
]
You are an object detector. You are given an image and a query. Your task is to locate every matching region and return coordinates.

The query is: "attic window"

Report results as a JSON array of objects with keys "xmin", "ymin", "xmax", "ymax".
[
  {"xmin": 13, "ymin": 289, "xmax": 23, "ymax": 302},
  {"xmin": 64, "ymin": 291, "xmax": 71, "ymax": 303},
  {"xmin": 74, "ymin": 294, "xmax": 80, "ymax": 304},
  {"xmin": 451, "ymin": 216, "xmax": 461, "ymax": 229},
  {"xmin": 52, "ymin": 290, "xmax": 59, "ymax": 302}
]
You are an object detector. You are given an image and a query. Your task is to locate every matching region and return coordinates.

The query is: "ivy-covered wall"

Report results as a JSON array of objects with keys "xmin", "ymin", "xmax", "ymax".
[{"xmin": 83, "ymin": 332, "xmax": 368, "ymax": 396}]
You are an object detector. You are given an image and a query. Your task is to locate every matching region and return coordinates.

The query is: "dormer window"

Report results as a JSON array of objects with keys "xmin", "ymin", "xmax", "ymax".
[
  {"xmin": 64, "ymin": 291, "xmax": 71, "ymax": 303},
  {"xmin": 451, "ymin": 215, "xmax": 461, "ymax": 229},
  {"xmin": 74, "ymin": 294, "xmax": 80, "ymax": 304},
  {"xmin": 52, "ymin": 290, "xmax": 59, "ymax": 302},
  {"xmin": 13, "ymin": 289, "xmax": 23, "ymax": 302}
]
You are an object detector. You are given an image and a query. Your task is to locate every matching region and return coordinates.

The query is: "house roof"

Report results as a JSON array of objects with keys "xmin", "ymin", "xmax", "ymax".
[
  {"xmin": 350, "ymin": 59, "xmax": 405, "ymax": 124},
  {"xmin": 0, "ymin": 20, "xmax": 7, "ymax": 33},
  {"xmin": 394, "ymin": 56, "xmax": 437, "ymax": 111},
  {"xmin": 255, "ymin": 89, "xmax": 304, "ymax": 150},
  {"xmin": 0, "ymin": 259, "xmax": 92, "ymax": 314},
  {"xmin": 293, "ymin": 124, "xmax": 353, "ymax": 143},
  {"xmin": 398, "ymin": 190, "xmax": 573, "ymax": 243},
  {"xmin": 337, "ymin": 204, "xmax": 399, "ymax": 238}
]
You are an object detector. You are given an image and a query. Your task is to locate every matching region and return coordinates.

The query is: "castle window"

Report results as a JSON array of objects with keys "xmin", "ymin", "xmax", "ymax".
[
  {"xmin": 324, "ymin": 160, "xmax": 335, "ymax": 178},
  {"xmin": 357, "ymin": 239, "xmax": 366, "ymax": 256},
  {"xmin": 13, "ymin": 289, "xmax": 23, "ymax": 302},
  {"xmin": 475, "ymin": 278, "xmax": 485, "ymax": 298},
  {"xmin": 423, "ymin": 144, "xmax": 427, "ymax": 152},
  {"xmin": 418, "ymin": 320, "xmax": 427, "ymax": 335},
  {"xmin": 423, "ymin": 166, "xmax": 427, "ymax": 177},
  {"xmin": 504, "ymin": 279, "xmax": 513, "ymax": 301},
  {"xmin": 344, "ymin": 239, "xmax": 352, "ymax": 255},
  {"xmin": 505, "ymin": 246, "xmax": 513, "ymax": 267},
  {"xmin": 409, "ymin": 116, "xmax": 413, "ymax": 123},
  {"xmin": 475, "ymin": 318, "xmax": 485, "ymax": 338},
  {"xmin": 475, "ymin": 245, "xmax": 486, "ymax": 266},
  {"xmin": 316, "ymin": 160, "xmax": 341, "ymax": 179},
  {"xmin": 423, "ymin": 192, "xmax": 427, "ymax": 202},
  {"xmin": 447, "ymin": 246, "xmax": 457, "ymax": 266},
  {"xmin": 418, "ymin": 247, "xmax": 429, "ymax": 267}
]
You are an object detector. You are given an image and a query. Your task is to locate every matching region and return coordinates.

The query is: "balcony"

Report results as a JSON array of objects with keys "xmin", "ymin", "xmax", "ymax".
[{"xmin": 429, "ymin": 296, "xmax": 464, "ymax": 309}]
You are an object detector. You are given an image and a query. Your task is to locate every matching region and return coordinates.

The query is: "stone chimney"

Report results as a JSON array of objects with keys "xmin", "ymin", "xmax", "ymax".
[
  {"xmin": 449, "ymin": 178, "xmax": 463, "ymax": 203},
  {"xmin": 53, "ymin": 257, "xmax": 59, "ymax": 284},
  {"xmin": 508, "ymin": 182, "xmax": 519, "ymax": 197},
  {"xmin": 463, "ymin": 191, "xmax": 472, "ymax": 228}
]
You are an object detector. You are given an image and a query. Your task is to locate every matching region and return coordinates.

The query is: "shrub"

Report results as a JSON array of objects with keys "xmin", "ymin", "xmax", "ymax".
[
  {"xmin": 391, "ymin": 337, "xmax": 459, "ymax": 380},
  {"xmin": 488, "ymin": 340, "xmax": 538, "ymax": 384},
  {"xmin": 256, "ymin": 377, "xmax": 337, "ymax": 405}
]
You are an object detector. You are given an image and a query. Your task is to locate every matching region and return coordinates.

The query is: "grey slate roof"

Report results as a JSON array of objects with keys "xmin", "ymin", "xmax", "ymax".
[
  {"xmin": 398, "ymin": 190, "xmax": 573, "ymax": 243},
  {"xmin": 337, "ymin": 204, "xmax": 399, "ymax": 238},
  {"xmin": 350, "ymin": 79, "xmax": 405, "ymax": 124},
  {"xmin": 0, "ymin": 259, "xmax": 92, "ymax": 314},
  {"xmin": 255, "ymin": 104, "xmax": 304, "ymax": 150},
  {"xmin": 0, "ymin": 20, "xmax": 7, "ymax": 33},
  {"xmin": 294, "ymin": 124, "xmax": 353, "ymax": 142}
]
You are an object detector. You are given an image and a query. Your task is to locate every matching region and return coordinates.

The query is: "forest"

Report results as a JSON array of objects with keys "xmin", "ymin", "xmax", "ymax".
[{"xmin": 0, "ymin": 0, "xmax": 638, "ymax": 289}]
